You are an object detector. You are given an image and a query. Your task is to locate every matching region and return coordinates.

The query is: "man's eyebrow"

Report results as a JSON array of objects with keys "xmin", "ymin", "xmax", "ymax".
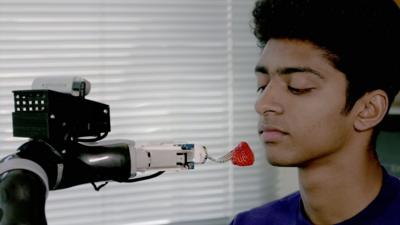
[
  {"xmin": 255, "ymin": 65, "xmax": 323, "ymax": 79},
  {"xmin": 255, "ymin": 65, "xmax": 269, "ymax": 74},
  {"xmin": 277, "ymin": 67, "xmax": 323, "ymax": 78}
]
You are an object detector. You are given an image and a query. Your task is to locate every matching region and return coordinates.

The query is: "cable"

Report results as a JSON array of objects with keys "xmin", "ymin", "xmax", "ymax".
[
  {"xmin": 91, "ymin": 181, "xmax": 109, "ymax": 191},
  {"xmin": 124, "ymin": 171, "xmax": 165, "ymax": 183},
  {"xmin": 76, "ymin": 132, "xmax": 109, "ymax": 142}
]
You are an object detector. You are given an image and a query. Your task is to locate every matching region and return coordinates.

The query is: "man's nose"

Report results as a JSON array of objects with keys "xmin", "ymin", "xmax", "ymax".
[{"xmin": 255, "ymin": 82, "xmax": 284, "ymax": 116}]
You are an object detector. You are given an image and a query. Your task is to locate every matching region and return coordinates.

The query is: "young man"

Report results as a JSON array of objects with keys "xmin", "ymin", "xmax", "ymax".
[{"xmin": 230, "ymin": 0, "xmax": 400, "ymax": 224}]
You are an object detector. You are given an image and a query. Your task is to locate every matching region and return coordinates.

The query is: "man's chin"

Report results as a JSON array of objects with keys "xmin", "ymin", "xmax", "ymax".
[
  {"xmin": 266, "ymin": 155, "xmax": 302, "ymax": 167},
  {"xmin": 268, "ymin": 161, "xmax": 298, "ymax": 167}
]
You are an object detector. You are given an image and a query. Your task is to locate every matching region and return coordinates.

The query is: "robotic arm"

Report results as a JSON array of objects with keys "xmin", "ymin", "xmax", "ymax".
[
  {"xmin": 0, "ymin": 140, "xmax": 207, "ymax": 225},
  {"xmin": 2, "ymin": 139, "xmax": 206, "ymax": 191},
  {"xmin": 0, "ymin": 77, "xmax": 208, "ymax": 225}
]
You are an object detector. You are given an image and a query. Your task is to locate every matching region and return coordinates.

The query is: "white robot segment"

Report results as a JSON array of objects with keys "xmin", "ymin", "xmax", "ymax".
[
  {"xmin": 134, "ymin": 143, "xmax": 207, "ymax": 173},
  {"xmin": 32, "ymin": 76, "xmax": 91, "ymax": 97}
]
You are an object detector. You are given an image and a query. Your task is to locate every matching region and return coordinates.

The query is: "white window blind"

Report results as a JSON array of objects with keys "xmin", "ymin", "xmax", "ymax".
[{"xmin": 0, "ymin": 0, "xmax": 278, "ymax": 225}]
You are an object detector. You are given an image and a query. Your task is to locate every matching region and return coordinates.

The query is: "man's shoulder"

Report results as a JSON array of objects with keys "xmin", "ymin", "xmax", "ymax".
[
  {"xmin": 384, "ymin": 172, "xmax": 400, "ymax": 205},
  {"xmin": 342, "ymin": 171, "xmax": 400, "ymax": 225},
  {"xmin": 230, "ymin": 191, "xmax": 301, "ymax": 225},
  {"xmin": 249, "ymin": 191, "xmax": 301, "ymax": 214}
]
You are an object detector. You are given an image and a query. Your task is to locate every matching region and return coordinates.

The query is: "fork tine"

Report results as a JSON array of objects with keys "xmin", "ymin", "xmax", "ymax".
[{"xmin": 221, "ymin": 153, "xmax": 233, "ymax": 161}]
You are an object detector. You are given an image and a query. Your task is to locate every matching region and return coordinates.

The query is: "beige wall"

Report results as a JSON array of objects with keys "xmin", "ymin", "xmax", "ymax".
[{"xmin": 395, "ymin": 0, "xmax": 400, "ymax": 108}]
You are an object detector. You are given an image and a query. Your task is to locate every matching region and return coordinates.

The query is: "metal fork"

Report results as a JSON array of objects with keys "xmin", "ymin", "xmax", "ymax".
[{"xmin": 207, "ymin": 150, "xmax": 234, "ymax": 163}]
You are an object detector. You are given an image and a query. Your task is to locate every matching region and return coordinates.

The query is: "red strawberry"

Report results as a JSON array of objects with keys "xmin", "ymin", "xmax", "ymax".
[{"xmin": 231, "ymin": 142, "xmax": 254, "ymax": 166}]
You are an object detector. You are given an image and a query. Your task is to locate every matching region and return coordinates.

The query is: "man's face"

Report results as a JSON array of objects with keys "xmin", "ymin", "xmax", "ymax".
[{"xmin": 255, "ymin": 38, "xmax": 355, "ymax": 167}]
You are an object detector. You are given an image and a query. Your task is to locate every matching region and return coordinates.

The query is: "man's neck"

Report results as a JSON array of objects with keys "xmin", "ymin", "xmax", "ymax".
[{"xmin": 298, "ymin": 146, "xmax": 383, "ymax": 225}]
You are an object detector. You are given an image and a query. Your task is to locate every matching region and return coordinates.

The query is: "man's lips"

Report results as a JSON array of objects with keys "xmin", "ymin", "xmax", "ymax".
[{"xmin": 258, "ymin": 126, "xmax": 288, "ymax": 142}]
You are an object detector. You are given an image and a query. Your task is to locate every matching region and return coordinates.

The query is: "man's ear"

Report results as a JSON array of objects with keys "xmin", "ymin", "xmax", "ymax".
[{"xmin": 353, "ymin": 90, "xmax": 389, "ymax": 132}]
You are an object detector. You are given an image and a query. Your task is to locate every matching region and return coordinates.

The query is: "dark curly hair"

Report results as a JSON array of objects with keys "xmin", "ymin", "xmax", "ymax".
[{"xmin": 252, "ymin": 0, "xmax": 400, "ymax": 114}]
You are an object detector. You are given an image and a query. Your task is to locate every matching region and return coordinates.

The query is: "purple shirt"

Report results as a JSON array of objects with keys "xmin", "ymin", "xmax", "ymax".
[{"xmin": 230, "ymin": 168, "xmax": 400, "ymax": 225}]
